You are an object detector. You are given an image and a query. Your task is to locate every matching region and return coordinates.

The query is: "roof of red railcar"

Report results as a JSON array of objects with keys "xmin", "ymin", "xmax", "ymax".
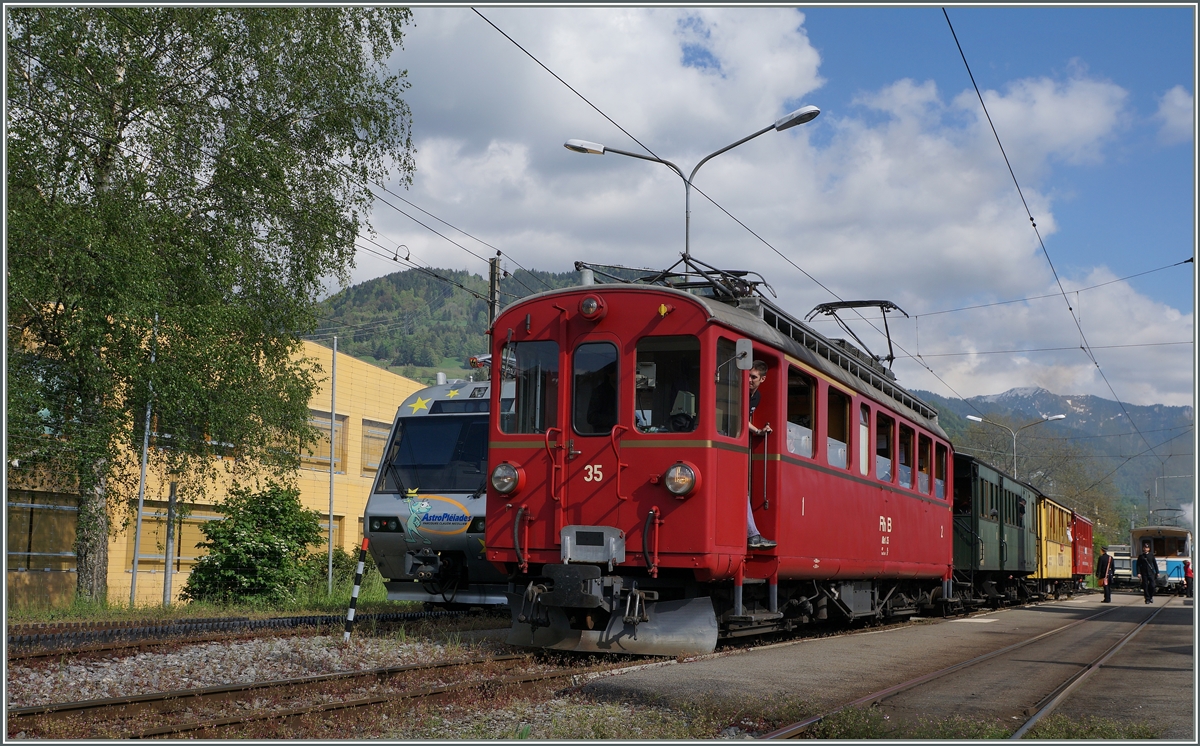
[{"xmin": 496, "ymin": 282, "xmax": 948, "ymax": 439}]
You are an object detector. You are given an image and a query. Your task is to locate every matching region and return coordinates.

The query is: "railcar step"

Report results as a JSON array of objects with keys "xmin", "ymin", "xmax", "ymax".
[{"xmin": 725, "ymin": 611, "xmax": 783, "ymax": 623}]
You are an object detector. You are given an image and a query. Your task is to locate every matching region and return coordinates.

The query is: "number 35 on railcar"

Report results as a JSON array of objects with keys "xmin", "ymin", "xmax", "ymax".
[{"xmin": 483, "ymin": 277, "xmax": 955, "ymax": 656}]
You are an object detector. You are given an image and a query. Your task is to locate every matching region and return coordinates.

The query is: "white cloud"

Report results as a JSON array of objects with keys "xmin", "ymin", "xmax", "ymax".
[
  {"xmin": 1155, "ymin": 85, "xmax": 1194, "ymax": 145},
  {"xmin": 344, "ymin": 8, "xmax": 1191, "ymax": 407}
]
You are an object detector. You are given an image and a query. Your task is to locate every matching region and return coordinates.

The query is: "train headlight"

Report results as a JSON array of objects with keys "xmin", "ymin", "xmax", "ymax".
[
  {"xmin": 579, "ymin": 295, "xmax": 607, "ymax": 321},
  {"xmin": 491, "ymin": 462, "xmax": 525, "ymax": 494},
  {"xmin": 663, "ymin": 461, "xmax": 700, "ymax": 497}
]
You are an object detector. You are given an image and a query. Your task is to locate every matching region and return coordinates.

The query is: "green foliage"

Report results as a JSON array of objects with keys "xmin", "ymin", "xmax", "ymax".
[
  {"xmin": 181, "ymin": 483, "xmax": 324, "ymax": 604},
  {"xmin": 6, "ymin": 6, "xmax": 416, "ymax": 600},
  {"xmin": 313, "ymin": 267, "xmax": 581, "ymax": 373}
]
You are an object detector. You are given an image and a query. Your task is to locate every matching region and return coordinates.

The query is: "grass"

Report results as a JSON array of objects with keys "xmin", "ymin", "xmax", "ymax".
[
  {"xmin": 5, "ymin": 568, "xmax": 418, "ymax": 625},
  {"xmin": 803, "ymin": 706, "xmax": 1164, "ymax": 740}
]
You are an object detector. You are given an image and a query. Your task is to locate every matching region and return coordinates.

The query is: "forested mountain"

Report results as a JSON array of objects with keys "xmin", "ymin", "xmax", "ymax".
[
  {"xmin": 311, "ymin": 266, "xmax": 580, "ymax": 369},
  {"xmin": 310, "ymin": 267, "xmax": 1193, "ymax": 542}
]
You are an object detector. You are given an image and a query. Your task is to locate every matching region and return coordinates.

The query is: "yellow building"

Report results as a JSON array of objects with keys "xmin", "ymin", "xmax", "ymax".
[{"xmin": 6, "ymin": 341, "xmax": 422, "ymax": 607}]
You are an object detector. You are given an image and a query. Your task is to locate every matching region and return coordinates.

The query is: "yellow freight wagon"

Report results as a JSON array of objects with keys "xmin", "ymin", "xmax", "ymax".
[{"xmin": 1034, "ymin": 495, "xmax": 1073, "ymax": 598}]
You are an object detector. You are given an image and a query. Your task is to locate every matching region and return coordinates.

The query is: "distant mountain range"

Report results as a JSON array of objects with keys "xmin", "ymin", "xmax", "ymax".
[{"xmin": 915, "ymin": 387, "xmax": 1193, "ymax": 513}]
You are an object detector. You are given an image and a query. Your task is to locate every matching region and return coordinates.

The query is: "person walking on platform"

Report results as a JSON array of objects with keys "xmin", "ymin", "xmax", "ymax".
[
  {"xmin": 1095, "ymin": 546, "xmax": 1114, "ymax": 603},
  {"xmin": 1184, "ymin": 559, "xmax": 1193, "ymax": 598},
  {"xmin": 1136, "ymin": 542, "xmax": 1158, "ymax": 604}
]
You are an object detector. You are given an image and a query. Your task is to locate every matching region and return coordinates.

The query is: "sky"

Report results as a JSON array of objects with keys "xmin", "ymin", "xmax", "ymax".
[{"xmin": 342, "ymin": 5, "xmax": 1196, "ymax": 409}]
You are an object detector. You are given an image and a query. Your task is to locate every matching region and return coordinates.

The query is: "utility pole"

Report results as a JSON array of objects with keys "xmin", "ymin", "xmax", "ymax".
[{"xmin": 488, "ymin": 252, "xmax": 501, "ymax": 327}]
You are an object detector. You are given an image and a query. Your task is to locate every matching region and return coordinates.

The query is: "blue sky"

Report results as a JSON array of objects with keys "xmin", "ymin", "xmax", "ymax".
[
  {"xmin": 802, "ymin": 5, "xmax": 1194, "ymax": 311},
  {"xmin": 345, "ymin": 6, "xmax": 1195, "ymax": 408}
]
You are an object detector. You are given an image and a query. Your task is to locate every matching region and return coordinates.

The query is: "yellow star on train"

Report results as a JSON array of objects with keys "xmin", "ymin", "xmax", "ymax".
[
  {"xmin": 445, "ymin": 388, "xmax": 461, "ymax": 398},
  {"xmin": 407, "ymin": 396, "xmax": 431, "ymax": 413}
]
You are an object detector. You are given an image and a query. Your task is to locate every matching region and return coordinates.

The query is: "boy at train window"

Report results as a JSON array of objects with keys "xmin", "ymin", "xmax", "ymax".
[{"xmin": 747, "ymin": 360, "xmax": 776, "ymax": 550}]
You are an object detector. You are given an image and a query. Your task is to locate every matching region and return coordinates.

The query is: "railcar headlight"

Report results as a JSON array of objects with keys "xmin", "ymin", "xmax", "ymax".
[
  {"xmin": 579, "ymin": 295, "xmax": 607, "ymax": 321},
  {"xmin": 490, "ymin": 462, "xmax": 524, "ymax": 494},
  {"xmin": 663, "ymin": 461, "xmax": 700, "ymax": 497}
]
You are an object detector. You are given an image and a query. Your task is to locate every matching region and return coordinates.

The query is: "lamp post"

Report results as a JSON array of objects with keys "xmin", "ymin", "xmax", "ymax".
[
  {"xmin": 966, "ymin": 413, "xmax": 1066, "ymax": 480},
  {"xmin": 564, "ymin": 104, "xmax": 819, "ymax": 259}
]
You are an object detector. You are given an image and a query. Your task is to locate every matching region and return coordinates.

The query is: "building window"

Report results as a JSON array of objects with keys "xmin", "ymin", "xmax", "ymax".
[
  {"xmin": 6, "ymin": 491, "xmax": 76, "ymax": 571},
  {"xmin": 361, "ymin": 419, "xmax": 392, "ymax": 476},
  {"xmin": 303, "ymin": 410, "xmax": 348, "ymax": 473}
]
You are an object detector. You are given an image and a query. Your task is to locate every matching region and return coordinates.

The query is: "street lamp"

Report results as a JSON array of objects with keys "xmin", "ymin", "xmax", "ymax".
[
  {"xmin": 564, "ymin": 104, "xmax": 820, "ymax": 259},
  {"xmin": 966, "ymin": 413, "xmax": 1066, "ymax": 480}
]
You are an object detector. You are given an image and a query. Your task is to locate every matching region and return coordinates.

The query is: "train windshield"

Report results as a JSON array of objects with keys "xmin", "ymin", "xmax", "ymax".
[{"xmin": 377, "ymin": 415, "xmax": 488, "ymax": 493}]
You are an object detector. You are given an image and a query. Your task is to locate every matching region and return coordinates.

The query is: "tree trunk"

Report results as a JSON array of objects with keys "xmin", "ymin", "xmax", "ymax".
[{"xmin": 75, "ymin": 470, "xmax": 110, "ymax": 603}]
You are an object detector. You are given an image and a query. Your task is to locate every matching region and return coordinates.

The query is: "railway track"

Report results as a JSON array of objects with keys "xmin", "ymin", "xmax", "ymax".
[
  {"xmin": 7, "ymin": 610, "xmax": 479, "ymax": 661},
  {"xmin": 8, "ymin": 651, "xmax": 630, "ymax": 739},
  {"xmin": 760, "ymin": 597, "xmax": 1175, "ymax": 739}
]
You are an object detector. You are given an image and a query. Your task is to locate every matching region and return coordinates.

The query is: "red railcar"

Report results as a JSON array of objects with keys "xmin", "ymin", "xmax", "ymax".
[
  {"xmin": 484, "ymin": 272, "xmax": 953, "ymax": 654},
  {"xmin": 1071, "ymin": 512, "xmax": 1094, "ymax": 587}
]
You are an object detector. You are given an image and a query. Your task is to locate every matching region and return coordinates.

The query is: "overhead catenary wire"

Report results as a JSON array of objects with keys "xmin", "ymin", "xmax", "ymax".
[{"xmin": 941, "ymin": 7, "xmax": 1164, "ymax": 468}]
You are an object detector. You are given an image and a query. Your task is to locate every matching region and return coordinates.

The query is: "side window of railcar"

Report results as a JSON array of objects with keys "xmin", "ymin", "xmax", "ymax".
[
  {"xmin": 715, "ymin": 338, "xmax": 743, "ymax": 438},
  {"xmin": 859, "ymin": 405, "xmax": 871, "ymax": 476},
  {"xmin": 502, "ymin": 341, "xmax": 559, "ymax": 434},
  {"xmin": 573, "ymin": 342, "xmax": 618, "ymax": 436},
  {"xmin": 635, "ymin": 336, "xmax": 700, "ymax": 433},
  {"xmin": 875, "ymin": 412, "xmax": 894, "ymax": 482},
  {"xmin": 827, "ymin": 388, "xmax": 850, "ymax": 469},
  {"xmin": 935, "ymin": 443, "xmax": 948, "ymax": 499},
  {"xmin": 917, "ymin": 435, "xmax": 932, "ymax": 494},
  {"xmin": 898, "ymin": 425, "xmax": 914, "ymax": 488},
  {"xmin": 786, "ymin": 367, "xmax": 815, "ymax": 457},
  {"xmin": 1017, "ymin": 496, "xmax": 1026, "ymax": 528}
]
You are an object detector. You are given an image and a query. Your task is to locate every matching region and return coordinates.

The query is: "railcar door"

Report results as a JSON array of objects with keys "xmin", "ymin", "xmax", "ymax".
[{"xmin": 562, "ymin": 337, "xmax": 624, "ymax": 535}]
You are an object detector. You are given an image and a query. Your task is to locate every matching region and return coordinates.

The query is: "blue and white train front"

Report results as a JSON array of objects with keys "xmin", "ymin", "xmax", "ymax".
[{"xmin": 364, "ymin": 380, "xmax": 512, "ymax": 608}]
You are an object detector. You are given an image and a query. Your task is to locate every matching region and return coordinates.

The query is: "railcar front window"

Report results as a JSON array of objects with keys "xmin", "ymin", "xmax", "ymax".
[
  {"xmin": 635, "ymin": 336, "xmax": 700, "ymax": 433},
  {"xmin": 378, "ymin": 415, "xmax": 489, "ymax": 493},
  {"xmin": 502, "ymin": 341, "xmax": 559, "ymax": 434},
  {"xmin": 875, "ymin": 413, "xmax": 894, "ymax": 482},
  {"xmin": 573, "ymin": 342, "xmax": 619, "ymax": 436},
  {"xmin": 827, "ymin": 388, "xmax": 850, "ymax": 469},
  {"xmin": 715, "ymin": 338, "xmax": 743, "ymax": 438},
  {"xmin": 786, "ymin": 367, "xmax": 814, "ymax": 457}
]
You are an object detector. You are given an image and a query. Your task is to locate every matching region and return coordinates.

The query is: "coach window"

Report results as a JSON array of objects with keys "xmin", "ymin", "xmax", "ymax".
[
  {"xmin": 573, "ymin": 342, "xmax": 618, "ymax": 436},
  {"xmin": 502, "ymin": 341, "xmax": 559, "ymax": 434},
  {"xmin": 715, "ymin": 338, "xmax": 743, "ymax": 438},
  {"xmin": 917, "ymin": 435, "xmax": 932, "ymax": 493},
  {"xmin": 786, "ymin": 367, "xmax": 815, "ymax": 457},
  {"xmin": 635, "ymin": 336, "xmax": 700, "ymax": 433},
  {"xmin": 875, "ymin": 412, "xmax": 894, "ymax": 482},
  {"xmin": 827, "ymin": 387, "xmax": 850, "ymax": 469},
  {"xmin": 898, "ymin": 425, "xmax": 914, "ymax": 488},
  {"xmin": 934, "ymin": 443, "xmax": 948, "ymax": 499},
  {"xmin": 859, "ymin": 405, "xmax": 871, "ymax": 475}
]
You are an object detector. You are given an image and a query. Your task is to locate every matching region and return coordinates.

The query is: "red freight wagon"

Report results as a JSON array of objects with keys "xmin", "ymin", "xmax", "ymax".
[{"xmin": 484, "ymin": 269, "xmax": 953, "ymax": 655}]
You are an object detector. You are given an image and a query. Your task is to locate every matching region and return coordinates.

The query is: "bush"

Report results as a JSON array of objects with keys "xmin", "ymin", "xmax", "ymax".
[{"xmin": 181, "ymin": 483, "xmax": 325, "ymax": 604}]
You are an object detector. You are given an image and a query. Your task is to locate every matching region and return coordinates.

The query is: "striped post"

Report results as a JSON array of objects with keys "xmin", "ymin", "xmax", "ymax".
[{"xmin": 344, "ymin": 537, "xmax": 370, "ymax": 642}]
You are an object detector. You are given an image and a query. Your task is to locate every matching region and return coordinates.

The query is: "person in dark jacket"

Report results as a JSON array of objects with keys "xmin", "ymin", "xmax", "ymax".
[
  {"xmin": 1095, "ymin": 546, "xmax": 1115, "ymax": 603},
  {"xmin": 1136, "ymin": 542, "xmax": 1159, "ymax": 604}
]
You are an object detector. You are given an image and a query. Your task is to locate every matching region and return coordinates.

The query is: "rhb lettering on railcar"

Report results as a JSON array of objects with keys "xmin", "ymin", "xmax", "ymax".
[{"xmin": 879, "ymin": 516, "xmax": 892, "ymax": 532}]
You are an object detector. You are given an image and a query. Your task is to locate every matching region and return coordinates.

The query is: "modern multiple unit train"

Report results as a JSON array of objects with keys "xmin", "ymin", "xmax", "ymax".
[{"xmin": 362, "ymin": 265, "xmax": 1142, "ymax": 656}]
